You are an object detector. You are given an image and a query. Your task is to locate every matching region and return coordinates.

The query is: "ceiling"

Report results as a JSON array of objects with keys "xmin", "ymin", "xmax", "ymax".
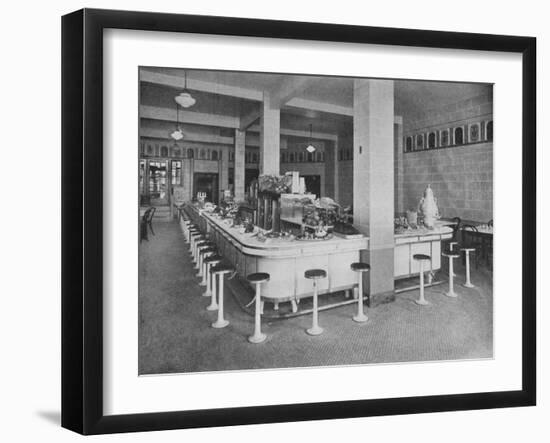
[{"xmin": 140, "ymin": 67, "xmax": 490, "ymax": 144}]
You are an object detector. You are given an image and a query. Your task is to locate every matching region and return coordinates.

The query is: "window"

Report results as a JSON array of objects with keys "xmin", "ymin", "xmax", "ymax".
[
  {"xmin": 211, "ymin": 150, "xmax": 218, "ymax": 161},
  {"xmin": 187, "ymin": 148, "xmax": 194, "ymax": 159},
  {"xmin": 171, "ymin": 160, "xmax": 182, "ymax": 185},
  {"xmin": 487, "ymin": 121, "xmax": 493, "ymax": 141},
  {"xmin": 307, "ymin": 152, "xmax": 314, "ymax": 162},
  {"xmin": 454, "ymin": 127, "xmax": 464, "ymax": 145},
  {"xmin": 428, "ymin": 132, "xmax": 436, "ymax": 149},
  {"xmin": 289, "ymin": 152, "xmax": 295, "ymax": 163},
  {"xmin": 405, "ymin": 136, "xmax": 412, "ymax": 152}
]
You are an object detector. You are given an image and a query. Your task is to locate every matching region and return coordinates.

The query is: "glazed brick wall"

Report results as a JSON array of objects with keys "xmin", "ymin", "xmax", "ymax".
[
  {"xmin": 401, "ymin": 92, "xmax": 493, "ymax": 222},
  {"xmin": 401, "ymin": 143, "xmax": 493, "ymax": 222}
]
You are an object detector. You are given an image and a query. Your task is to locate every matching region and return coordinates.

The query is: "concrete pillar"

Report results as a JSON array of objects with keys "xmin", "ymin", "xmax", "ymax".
[
  {"xmin": 353, "ymin": 79, "xmax": 395, "ymax": 298},
  {"xmin": 394, "ymin": 116, "xmax": 404, "ymax": 215},
  {"xmin": 184, "ymin": 158, "xmax": 194, "ymax": 201},
  {"xmin": 234, "ymin": 129, "xmax": 246, "ymax": 201},
  {"xmin": 218, "ymin": 147, "xmax": 229, "ymax": 201},
  {"xmin": 259, "ymin": 92, "xmax": 280, "ymax": 175},
  {"xmin": 333, "ymin": 137, "xmax": 340, "ymax": 202}
]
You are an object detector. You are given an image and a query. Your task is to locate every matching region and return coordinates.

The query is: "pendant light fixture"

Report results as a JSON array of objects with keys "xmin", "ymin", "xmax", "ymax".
[
  {"xmin": 174, "ymin": 70, "xmax": 196, "ymax": 108},
  {"xmin": 170, "ymin": 102, "xmax": 185, "ymax": 141},
  {"xmin": 306, "ymin": 123, "xmax": 316, "ymax": 153}
]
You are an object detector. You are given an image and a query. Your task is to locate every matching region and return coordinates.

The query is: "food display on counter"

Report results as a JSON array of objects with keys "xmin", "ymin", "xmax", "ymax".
[
  {"xmin": 256, "ymin": 230, "xmax": 295, "ymax": 243},
  {"xmin": 258, "ymin": 174, "xmax": 292, "ymax": 194}
]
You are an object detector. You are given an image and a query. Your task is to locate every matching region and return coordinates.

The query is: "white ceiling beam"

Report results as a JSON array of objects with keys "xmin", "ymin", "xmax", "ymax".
[
  {"xmin": 140, "ymin": 105, "xmax": 239, "ymax": 129},
  {"xmin": 247, "ymin": 124, "xmax": 337, "ymax": 141},
  {"xmin": 285, "ymin": 97, "xmax": 353, "ymax": 116},
  {"xmin": 239, "ymin": 109, "xmax": 261, "ymax": 131},
  {"xmin": 140, "ymin": 127, "xmax": 235, "ymax": 145},
  {"xmin": 140, "ymin": 69, "xmax": 263, "ymax": 101},
  {"xmin": 268, "ymin": 76, "xmax": 314, "ymax": 108}
]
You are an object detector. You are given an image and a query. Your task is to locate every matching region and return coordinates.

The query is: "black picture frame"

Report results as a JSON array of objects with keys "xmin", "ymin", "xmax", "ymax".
[{"xmin": 62, "ymin": 8, "xmax": 536, "ymax": 435}]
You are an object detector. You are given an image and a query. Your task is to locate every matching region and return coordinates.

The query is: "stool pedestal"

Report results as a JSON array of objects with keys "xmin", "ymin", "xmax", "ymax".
[
  {"xmin": 305, "ymin": 269, "xmax": 326, "ymax": 336},
  {"xmin": 247, "ymin": 273, "xmax": 270, "ymax": 344},
  {"xmin": 413, "ymin": 254, "xmax": 431, "ymax": 306},
  {"xmin": 443, "ymin": 252, "xmax": 459, "ymax": 298},
  {"xmin": 462, "ymin": 248, "xmax": 476, "ymax": 288},
  {"xmin": 351, "ymin": 262, "xmax": 370, "ymax": 323},
  {"xmin": 211, "ymin": 267, "xmax": 232, "ymax": 329},
  {"xmin": 206, "ymin": 266, "xmax": 219, "ymax": 310}
]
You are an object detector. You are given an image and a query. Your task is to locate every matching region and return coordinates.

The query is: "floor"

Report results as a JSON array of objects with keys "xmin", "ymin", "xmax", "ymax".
[{"xmin": 139, "ymin": 221, "xmax": 493, "ymax": 375}]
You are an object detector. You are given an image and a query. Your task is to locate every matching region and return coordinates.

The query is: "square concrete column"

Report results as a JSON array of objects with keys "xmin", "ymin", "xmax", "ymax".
[
  {"xmin": 218, "ymin": 146, "xmax": 229, "ymax": 199},
  {"xmin": 259, "ymin": 92, "xmax": 280, "ymax": 176},
  {"xmin": 353, "ymin": 79, "xmax": 395, "ymax": 298},
  {"xmin": 394, "ymin": 116, "xmax": 404, "ymax": 215},
  {"xmin": 234, "ymin": 129, "xmax": 246, "ymax": 201}
]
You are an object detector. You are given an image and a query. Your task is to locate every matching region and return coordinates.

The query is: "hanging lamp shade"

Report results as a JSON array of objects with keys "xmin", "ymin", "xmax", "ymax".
[
  {"xmin": 170, "ymin": 128, "xmax": 185, "ymax": 141},
  {"xmin": 174, "ymin": 70, "xmax": 196, "ymax": 108},
  {"xmin": 305, "ymin": 124, "xmax": 316, "ymax": 153},
  {"xmin": 170, "ymin": 101, "xmax": 185, "ymax": 140},
  {"xmin": 175, "ymin": 92, "xmax": 196, "ymax": 108}
]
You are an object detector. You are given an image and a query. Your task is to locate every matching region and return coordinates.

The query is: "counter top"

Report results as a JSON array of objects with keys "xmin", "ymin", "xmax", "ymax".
[
  {"xmin": 394, "ymin": 222, "xmax": 453, "ymax": 243},
  {"xmin": 199, "ymin": 209, "xmax": 369, "ymax": 258}
]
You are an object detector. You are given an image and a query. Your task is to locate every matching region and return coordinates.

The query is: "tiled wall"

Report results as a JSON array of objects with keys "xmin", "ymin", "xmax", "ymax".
[{"xmin": 400, "ymin": 92, "xmax": 493, "ymax": 222}]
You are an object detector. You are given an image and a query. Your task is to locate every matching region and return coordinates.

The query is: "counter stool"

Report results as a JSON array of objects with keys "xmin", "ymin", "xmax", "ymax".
[
  {"xmin": 204, "ymin": 255, "xmax": 223, "ymax": 307},
  {"xmin": 413, "ymin": 254, "xmax": 431, "ymax": 306},
  {"xmin": 350, "ymin": 262, "xmax": 370, "ymax": 323},
  {"xmin": 211, "ymin": 264, "xmax": 235, "ymax": 329},
  {"xmin": 193, "ymin": 241, "xmax": 209, "ymax": 268},
  {"xmin": 304, "ymin": 269, "xmax": 327, "ymax": 336},
  {"xmin": 442, "ymin": 250, "xmax": 460, "ymax": 297},
  {"xmin": 461, "ymin": 246, "xmax": 476, "ymax": 288},
  {"xmin": 247, "ymin": 273, "xmax": 270, "ymax": 344},
  {"xmin": 198, "ymin": 247, "xmax": 217, "ymax": 285},
  {"xmin": 189, "ymin": 230, "xmax": 202, "ymax": 255},
  {"xmin": 196, "ymin": 242, "xmax": 215, "ymax": 276}
]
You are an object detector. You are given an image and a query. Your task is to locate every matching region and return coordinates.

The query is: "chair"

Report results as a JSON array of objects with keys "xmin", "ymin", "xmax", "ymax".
[
  {"xmin": 247, "ymin": 273, "xmax": 270, "ymax": 344},
  {"xmin": 304, "ymin": 269, "xmax": 327, "ymax": 336},
  {"xmin": 350, "ymin": 262, "xmax": 370, "ymax": 323},
  {"xmin": 413, "ymin": 254, "xmax": 431, "ymax": 306}
]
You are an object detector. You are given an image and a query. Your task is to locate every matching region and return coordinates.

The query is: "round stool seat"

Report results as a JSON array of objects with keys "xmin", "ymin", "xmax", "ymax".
[
  {"xmin": 460, "ymin": 246, "xmax": 476, "ymax": 252},
  {"xmin": 200, "ymin": 247, "xmax": 217, "ymax": 255},
  {"xmin": 211, "ymin": 264, "xmax": 234, "ymax": 275},
  {"xmin": 204, "ymin": 254, "xmax": 223, "ymax": 264},
  {"xmin": 442, "ymin": 250, "xmax": 460, "ymax": 258},
  {"xmin": 304, "ymin": 269, "xmax": 327, "ymax": 279},
  {"xmin": 351, "ymin": 262, "xmax": 371, "ymax": 272},
  {"xmin": 196, "ymin": 241, "xmax": 210, "ymax": 248},
  {"xmin": 413, "ymin": 254, "xmax": 431, "ymax": 261},
  {"xmin": 247, "ymin": 272, "xmax": 270, "ymax": 284}
]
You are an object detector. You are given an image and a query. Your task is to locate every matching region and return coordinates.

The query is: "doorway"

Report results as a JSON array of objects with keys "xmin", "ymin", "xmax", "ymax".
[{"xmin": 193, "ymin": 173, "xmax": 219, "ymax": 204}]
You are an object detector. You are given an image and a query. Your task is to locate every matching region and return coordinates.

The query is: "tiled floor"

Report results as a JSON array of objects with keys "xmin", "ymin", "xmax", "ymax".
[{"xmin": 139, "ymin": 221, "xmax": 493, "ymax": 375}]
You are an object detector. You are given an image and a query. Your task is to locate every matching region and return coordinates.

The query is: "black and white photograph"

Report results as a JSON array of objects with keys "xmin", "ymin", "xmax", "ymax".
[{"xmin": 138, "ymin": 67, "xmax": 494, "ymax": 375}]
